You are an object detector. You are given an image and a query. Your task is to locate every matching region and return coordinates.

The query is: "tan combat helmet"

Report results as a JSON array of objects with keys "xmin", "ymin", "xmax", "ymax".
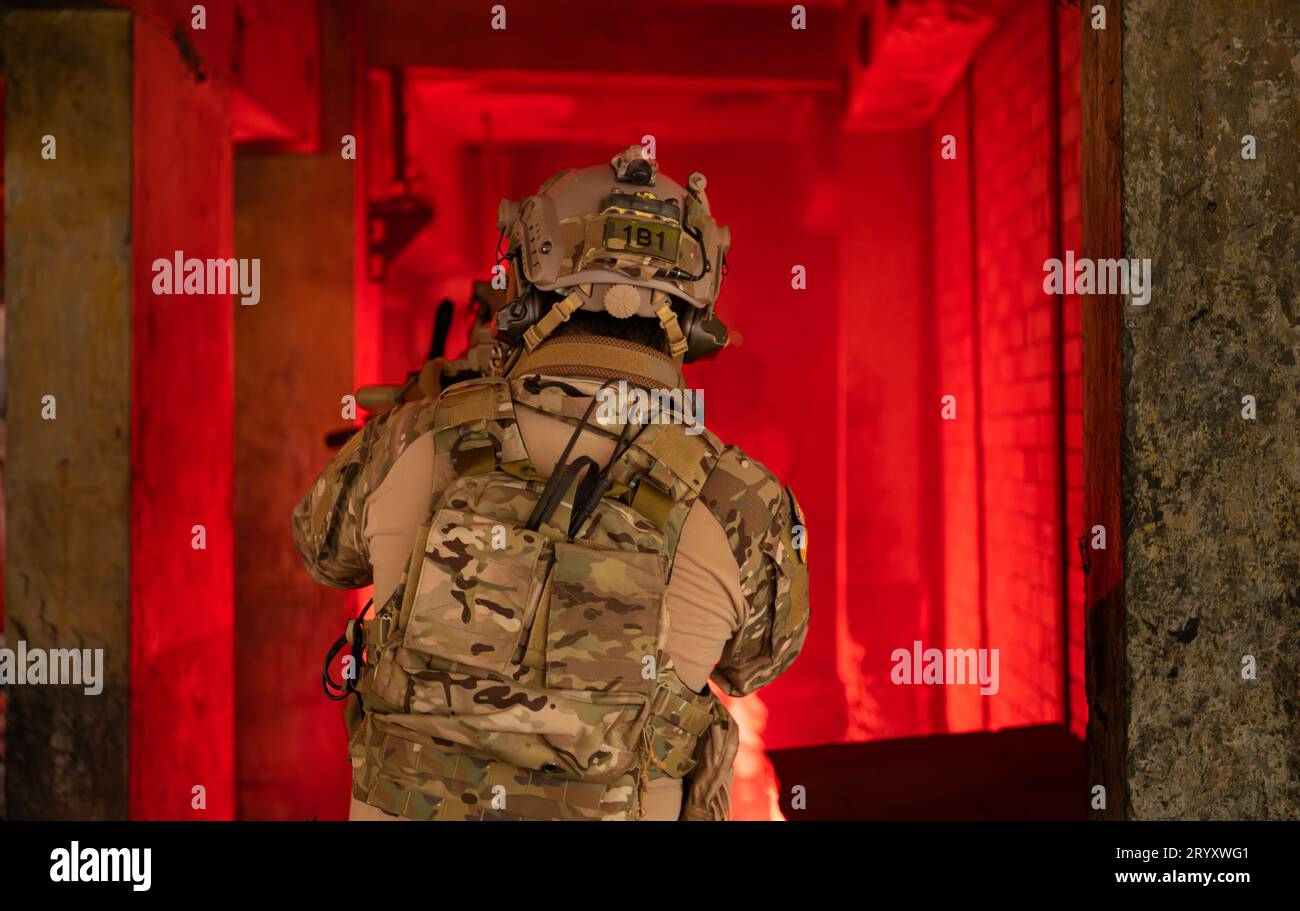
[{"xmin": 496, "ymin": 144, "xmax": 733, "ymax": 363}]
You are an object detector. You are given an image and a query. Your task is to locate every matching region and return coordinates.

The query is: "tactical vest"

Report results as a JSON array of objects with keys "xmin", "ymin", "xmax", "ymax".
[{"xmin": 348, "ymin": 362, "xmax": 734, "ymax": 820}]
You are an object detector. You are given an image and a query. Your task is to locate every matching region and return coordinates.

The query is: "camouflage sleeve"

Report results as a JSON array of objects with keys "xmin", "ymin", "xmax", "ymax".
[
  {"xmin": 291, "ymin": 400, "xmax": 439, "ymax": 589},
  {"xmin": 699, "ymin": 447, "xmax": 811, "ymax": 697}
]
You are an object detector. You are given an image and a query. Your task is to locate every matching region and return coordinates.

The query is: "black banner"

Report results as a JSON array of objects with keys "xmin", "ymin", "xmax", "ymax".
[{"xmin": 0, "ymin": 820, "xmax": 1286, "ymax": 897}]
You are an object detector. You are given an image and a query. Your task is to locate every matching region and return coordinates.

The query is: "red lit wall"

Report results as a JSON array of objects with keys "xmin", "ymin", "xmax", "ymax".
[
  {"xmin": 932, "ymin": 77, "xmax": 984, "ymax": 733},
  {"xmin": 970, "ymin": 0, "xmax": 1063, "ymax": 729},
  {"xmin": 924, "ymin": 1, "xmax": 1085, "ymax": 736},
  {"xmin": 1057, "ymin": 4, "xmax": 1087, "ymax": 742},
  {"xmin": 831, "ymin": 0, "xmax": 1084, "ymax": 747},
  {"xmin": 677, "ymin": 137, "xmax": 844, "ymax": 752},
  {"xmin": 130, "ymin": 17, "xmax": 236, "ymax": 819},
  {"xmin": 835, "ymin": 129, "xmax": 944, "ymax": 742}
]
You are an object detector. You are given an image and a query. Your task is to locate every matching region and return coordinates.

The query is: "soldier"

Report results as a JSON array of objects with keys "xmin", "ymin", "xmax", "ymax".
[{"xmin": 292, "ymin": 145, "xmax": 810, "ymax": 821}]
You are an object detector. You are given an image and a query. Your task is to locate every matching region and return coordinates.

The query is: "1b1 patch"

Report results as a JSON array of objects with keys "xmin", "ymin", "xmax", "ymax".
[{"xmin": 786, "ymin": 485, "xmax": 807, "ymax": 564}]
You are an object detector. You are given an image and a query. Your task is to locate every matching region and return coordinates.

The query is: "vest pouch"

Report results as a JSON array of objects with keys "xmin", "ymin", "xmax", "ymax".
[
  {"xmin": 545, "ymin": 542, "xmax": 663, "ymax": 693},
  {"xmin": 403, "ymin": 670, "xmax": 645, "ymax": 782},
  {"xmin": 402, "ymin": 507, "xmax": 548, "ymax": 677},
  {"xmin": 679, "ymin": 698, "xmax": 740, "ymax": 821},
  {"xmin": 353, "ymin": 724, "xmax": 642, "ymax": 821},
  {"xmin": 646, "ymin": 683, "xmax": 717, "ymax": 779}
]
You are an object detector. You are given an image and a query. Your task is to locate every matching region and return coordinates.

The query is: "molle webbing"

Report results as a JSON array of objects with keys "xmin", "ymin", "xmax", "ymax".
[
  {"xmin": 509, "ymin": 335, "xmax": 684, "ymax": 391},
  {"xmin": 351, "ymin": 722, "xmax": 638, "ymax": 821},
  {"xmin": 351, "ymin": 668, "xmax": 716, "ymax": 819},
  {"xmin": 432, "ymin": 378, "xmax": 530, "ymax": 473},
  {"xmin": 644, "ymin": 675, "xmax": 717, "ymax": 779},
  {"xmin": 436, "ymin": 374, "xmax": 721, "ymax": 542},
  {"xmin": 434, "ymin": 381, "xmax": 502, "ymax": 429}
]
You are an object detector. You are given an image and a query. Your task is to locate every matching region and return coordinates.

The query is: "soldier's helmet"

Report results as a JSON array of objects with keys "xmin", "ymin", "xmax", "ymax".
[{"xmin": 496, "ymin": 144, "xmax": 733, "ymax": 362}]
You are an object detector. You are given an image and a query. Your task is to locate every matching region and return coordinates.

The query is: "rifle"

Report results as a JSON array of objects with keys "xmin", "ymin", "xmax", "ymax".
[{"xmin": 324, "ymin": 283, "xmax": 506, "ymax": 449}]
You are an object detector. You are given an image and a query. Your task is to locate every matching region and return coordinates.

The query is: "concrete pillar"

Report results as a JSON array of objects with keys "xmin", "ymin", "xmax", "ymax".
[
  {"xmin": 1120, "ymin": 1, "xmax": 1298, "ymax": 818},
  {"xmin": 233, "ymin": 0, "xmax": 366, "ymax": 820},
  {"xmin": 4, "ymin": 9, "xmax": 134, "ymax": 820},
  {"xmin": 3, "ymin": 9, "xmax": 236, "ymax": 819}
]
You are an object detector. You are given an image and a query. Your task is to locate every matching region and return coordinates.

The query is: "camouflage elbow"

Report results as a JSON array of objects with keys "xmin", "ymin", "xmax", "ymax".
[{"xmin": 291, "ymin": 419, "xmax": 376, "ymax": 589}]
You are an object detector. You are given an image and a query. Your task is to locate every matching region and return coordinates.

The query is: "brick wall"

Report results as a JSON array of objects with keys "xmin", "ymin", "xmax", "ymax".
[
  {"xmin": 930, "ymin": 1, "xmax": 1085, "ymax": 734},
  {"xmin": 1057, "ymin": 0, "xmax": 1086, "ymax": 742},
  {"xmin": 932, "ymin": 79, "xmax": 984, "ymax": 733}
]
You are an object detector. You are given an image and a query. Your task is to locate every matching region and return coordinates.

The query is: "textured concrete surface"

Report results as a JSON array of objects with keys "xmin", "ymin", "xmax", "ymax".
[
  {"xmin": 3, "ymin": 10, "xmax": 134, "ymax": 818},
  {"xmin": 1122, "ymin": 0, "xmax": 1299, "ymax": 818}
]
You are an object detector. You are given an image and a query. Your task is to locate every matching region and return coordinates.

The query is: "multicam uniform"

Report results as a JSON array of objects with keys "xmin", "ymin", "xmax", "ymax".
[
  {"xmin": 294, "ymin": 144, "xmax": 809, "ymax": 820},
  {"xmin": 292, "ymin": 335, "xmax": 809, "ymax": 820}
]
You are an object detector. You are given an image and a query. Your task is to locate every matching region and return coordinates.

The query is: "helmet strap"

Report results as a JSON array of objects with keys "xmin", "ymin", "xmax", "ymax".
[
  {"xmin": 522, "ymin": 292, "xmax": 582, "ymax": 351},
  {"xmin": 654, "ymin": 302, "xmax": 690, "ymax": 363}
]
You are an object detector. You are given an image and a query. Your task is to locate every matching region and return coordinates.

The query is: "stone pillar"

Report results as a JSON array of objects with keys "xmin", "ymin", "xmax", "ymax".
[
  {"xmin": 1120, "ymin": 0, "xmax": 1298, "ymax": 818},
  {"xmin": 233, "ymin": 0, "xmax": 366, "ymax": 820},
  {"xmin": 3, "ymin": 9, "xmax": 236, "ymax": 819},
  {"xmin": 3, "ymin": 9, "xmax": 134, "ymax": 820}
]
